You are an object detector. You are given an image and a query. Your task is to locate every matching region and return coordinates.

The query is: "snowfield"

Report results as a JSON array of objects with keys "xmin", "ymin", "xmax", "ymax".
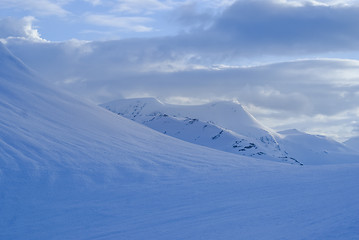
[{"xmin": 1, "ymin": 43, "xmax": 359, "ymax": 240}]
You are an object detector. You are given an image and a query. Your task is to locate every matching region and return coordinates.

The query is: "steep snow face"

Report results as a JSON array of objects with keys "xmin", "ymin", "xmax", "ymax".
[
  {"xmin": 101, "ymin": 98, "xmax": 297, "ymax": 164},
  {"xmin": 2, "ymin": 44, "xmax": 359, "ymax": 240}
]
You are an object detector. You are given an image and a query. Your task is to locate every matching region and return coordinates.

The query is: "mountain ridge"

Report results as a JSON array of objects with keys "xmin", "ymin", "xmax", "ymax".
[
  {"xmin": 101, "ymin": 97, "xmax": 298, "ymax": 164},
  {"xmin": 101, "ymin": 97, "xmax": 359, "ymax": 165}
]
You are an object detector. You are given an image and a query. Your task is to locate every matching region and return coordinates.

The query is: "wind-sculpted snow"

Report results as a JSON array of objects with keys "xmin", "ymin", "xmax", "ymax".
[{"xmin": 1, "ymin": 43, "xmax": 359, "ymax": 240}]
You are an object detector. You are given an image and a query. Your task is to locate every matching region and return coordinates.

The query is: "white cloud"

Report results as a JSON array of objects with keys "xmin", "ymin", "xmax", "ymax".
[
  {"xmin": 194, "ymin": 0, "xmax": 237, "ymax": 9},
  {"xmin": 272, "ymin": 0, "xmax": 358, "ymax": 7},
  {"xmin": 0, "ymin": 16, "xmax": 46, "ymax": 42},
  {"xmin": 0, "ymin": 0, "xmax": 69, "ymax": 16},
  {"xmin": 85, "ymin": 14, "xmax": 153, "ymax": 32},
  {"xmin": 84, "ymin": 0, "xmax": 103, "ymax": 6},
  {"xmin": 113, "ymin": 0, "xmax": 172, "ymax": 14}
]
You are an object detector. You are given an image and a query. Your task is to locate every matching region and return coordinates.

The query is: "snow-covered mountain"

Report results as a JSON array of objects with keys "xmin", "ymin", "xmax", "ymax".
[
  {"xmin": 344, "ymin": 136, "xmax": 359, "ymax": 152},
  {"xmin": 278, "ymin": 129, "xmax": 359, "ymax": 165},
  {"xmin": 101, "ymin": 98, "xmax": 359, "ymax": 165},
  {"xmin": 1, "ymin": 43, "xmax": 359, "ymax": 240},
  {"xmin": 101, "ymin": 97, "xmax": 274, "ymax": 137},
  {"xmin": 101, "ymin": 98, "xmax": 298, "ymax": 164}
]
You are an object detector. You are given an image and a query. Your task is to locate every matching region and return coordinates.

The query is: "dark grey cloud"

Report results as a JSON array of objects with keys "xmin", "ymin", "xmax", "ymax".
[
  {"xmin": 89, "ymin": 0, "xmax": 359, "ymax": 61},
  {"xmin": 179, "ymin": 0, "xmax": 359, "ymax": 58},
  {"xmin": 4, "ymin": 1, "xmax": 359, "ymax": 66},
  {"xmin": 170, "ymin": 2, "xmax": 216, "ymax": 30}
]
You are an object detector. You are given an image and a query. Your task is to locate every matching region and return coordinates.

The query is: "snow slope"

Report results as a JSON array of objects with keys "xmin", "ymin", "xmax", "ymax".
[{"xmin": 1, "ymin": 43, "xmax": 359, "ymax": 240}]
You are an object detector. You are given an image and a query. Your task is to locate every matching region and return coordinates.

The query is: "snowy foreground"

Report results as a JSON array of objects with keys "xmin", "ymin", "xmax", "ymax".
[{"xmin": 1, "ymin": 43, "xmax": 359, "ymax": 240}]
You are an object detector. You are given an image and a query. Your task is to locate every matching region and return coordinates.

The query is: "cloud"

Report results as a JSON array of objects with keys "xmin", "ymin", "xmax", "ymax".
[
  {"xmin": 6, "ymin": 38, "xmax": 359, "ymax": 116},
  {"xmin": 170, "ymin": 2, "xmax": 217, "ymax": 30},
  {"xmin": 153, "ymin": 0, "xmax": 359, "ymax": 60},
  {"xmin": 206, "ymin": 0, "xmax": 359, "ymax": 56},
  {"xmin": 72, "ymin": 0, "xmax": 359, "ymax": 64},
  {"xmin": 84, "ymin": 0, "xmax": 103, "ymax": 6},
  {"xmin": 112, "ymin": 0, "xmax": 171, "ymax": 14},
  {"xmin": 0, "ymin": 17, "xmax": 46, "ymax": 42},
  {"xmin": 0, "ymin": 0, "xmax": 69, "ymax": 16},
  {"xmin": 85, "ymin": 14, "xmax": 153, "ymax": 32}
]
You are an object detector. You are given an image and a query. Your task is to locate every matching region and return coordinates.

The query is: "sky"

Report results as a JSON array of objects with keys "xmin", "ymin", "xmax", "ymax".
[{"xmin": 1, "ymin": 0, "xmax": 359, "ymax": 141}]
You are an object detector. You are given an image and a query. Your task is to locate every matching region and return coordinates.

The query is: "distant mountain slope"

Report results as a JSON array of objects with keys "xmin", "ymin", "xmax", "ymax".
[
  {"xmin": 101, "ymin": 98, "xmax": 359, "ymax": 165},
  {"xmin": 344, "ymin": 136, "xmax": 359, "ymax": 151},
  {"xmin": 101, "ymin": 98, "xmax": 299, "ymax": 164},
  {"xmin": 101, "ymin": 97, "xmax": 274, "ymax": 137},
  {"xmin": 1, "ymin": 43, "xmax": 359, "ymax": 240},
  {"xmin": 278, "ymin": 129, "xmax": 359, "ymax": 165}
]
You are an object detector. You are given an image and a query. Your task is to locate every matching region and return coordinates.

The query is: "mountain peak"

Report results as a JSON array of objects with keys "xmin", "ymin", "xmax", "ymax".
[
  {"xmin": 278, "ymin": 129, "xmax": 302, "ymax": 135},
  {"xmin": 101, "ymin": 98, "xmax": 273, "ymax": 137},
  {"xmin": 100, "ymin": 97, "xmax": 293, "ymax": 163}
]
